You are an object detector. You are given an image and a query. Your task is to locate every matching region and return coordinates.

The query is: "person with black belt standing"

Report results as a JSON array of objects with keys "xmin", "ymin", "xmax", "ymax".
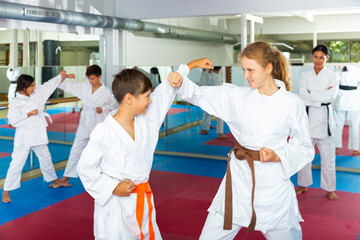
[
  {"xmin": 333, "ymin": 65, "xmax": 360, "ymax": 155},
  {"xmin": 296, "ymin": 44, "xmax": 339, "ymax": 200}
]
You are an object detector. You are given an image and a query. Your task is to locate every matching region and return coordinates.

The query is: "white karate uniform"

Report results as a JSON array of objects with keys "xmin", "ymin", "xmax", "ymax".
[
  {"xmin": 297, "ymin": 67, "xmax": 339, "ymax": 192},
  {"xmin": 176, "ymin": 65, "xmax": 314, "ymax": 239},
  {"xmin": 7, "ymin": 67, "xmax": 24, "ymax": 103},
  {"xmin": 58, "ymin": 80, "xmax": 116, "ymax": 178},
  {"xmin": 200, "ymin": 71, "xmax": 224, "ymax": 134},
  {"xmin": 3, "ymin": 75, "xmax": 62, "ymax": 191},
  {"xmin": 77, "ymin": 81, "xmax": 177, "ymax": 240},
  {"xmin": 333, "ymin": 66, "xmax": 360, "ymax": 151}
]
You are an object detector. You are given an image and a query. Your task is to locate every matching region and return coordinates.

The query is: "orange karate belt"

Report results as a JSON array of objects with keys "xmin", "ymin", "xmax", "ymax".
[
  {"xmin": 224, "ymin": 141, "xmax": 260, "ymax": 233},
  {"xmin": 132, "ymin": 181, "xmax": 155, "ymax": 240}
]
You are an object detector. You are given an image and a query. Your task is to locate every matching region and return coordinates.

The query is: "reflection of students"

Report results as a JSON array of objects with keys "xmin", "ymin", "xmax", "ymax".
[
  {"xmin": 55, "ymin": 65, "xmax": 115, "ymax": 188},
  {"xmin": 136, "ymin": 67, "xmax": 161, "ymax": 87},
  {"xmin": 199, "ymin": 67, "xmax": 227, "ymax": 138},
  {"xmin": 333, "ymin": 65, "xmax": 360, "ymax": 155},
  {"xmin": 168, "ymin": 41, "xmax": 314, "ymax": 239},
  {"xmin": 297, "ymin": 44, "xmax": 339, "ymax": 200},
  {"xmin": 77, "ymin": 68, "xmax": 177, "ymax": 239},
  {"xmin": 6, "ymin": 67, "xmax": 24, "ymax": 103},
  {"xmin": 71, "ymin": 101, "xmax": 83, "ymax": 114},
  {"xmin": 2, "ymin": 71, "xmax": 71, "ymax": 203}
]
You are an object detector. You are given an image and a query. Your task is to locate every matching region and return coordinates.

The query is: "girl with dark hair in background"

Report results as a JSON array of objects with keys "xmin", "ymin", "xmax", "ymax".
[
  {"xmin": 2, "ymin": 71, "xmax": 73, "ymax": 203},
  {"xmin": 296, "ymin": 44, "xmax": 339, "ymax": 200}
]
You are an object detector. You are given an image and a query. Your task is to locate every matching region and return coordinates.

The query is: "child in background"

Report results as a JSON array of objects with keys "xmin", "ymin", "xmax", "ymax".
[
  {"xmin": 2, "ymin": 71, "xmax": 73, "ymax": 203},
  {"xmin": 77, "ymin": 67, "xmax": 203, "ymax": 239},
  {"xmin": 55, "ymin": 65, "xmax": 115, "ymax": 188}
]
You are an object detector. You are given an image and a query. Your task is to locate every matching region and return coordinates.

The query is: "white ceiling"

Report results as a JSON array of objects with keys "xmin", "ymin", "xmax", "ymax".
[{"xmin": 115, "ymin": 0, "xmax": 360, "ymax": 20}]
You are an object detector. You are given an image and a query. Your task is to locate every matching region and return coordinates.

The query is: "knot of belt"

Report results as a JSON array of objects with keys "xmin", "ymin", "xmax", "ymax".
[
  {"xmin": 224, "ymin": 142, "xmax": 260, "ymax": 233},
  {"xmin": 306, "ymin": 102, "xmax": 331, "ymax": 136},
  {"xmin": 132, "ymin": 181, "xmax": 155, "ymax": 240}
]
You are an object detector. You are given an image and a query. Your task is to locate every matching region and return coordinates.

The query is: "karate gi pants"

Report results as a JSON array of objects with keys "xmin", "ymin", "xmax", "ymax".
[
  {"xmin": 64, "ymin": 135, "xmax": 89, "ymax": 178},
  {"xmin": 201, "ymin": 111, "xmax": 224, "ymax": 134},
  {"xmin": 334, "ymin": 110, "xmax": 360, "ymax": 151},
  {"xmin": 199, "ymin": 211, "xmax": 302, "ymax": 240},
  {"xmin": 298, "ymin": 136, "xmax": 336, "ymax": 192},
  {"xmin": 4, "ymin": 144, "xmax": 57, "ymax": 191}
]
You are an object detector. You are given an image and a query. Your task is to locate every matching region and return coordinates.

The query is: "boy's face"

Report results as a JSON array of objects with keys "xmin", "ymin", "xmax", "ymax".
[
  {"xmin": 88, "ymin": 74, "xmax": 101, "ymax": 87},
  {"xmin": 133, "ymin": 90, "xmax": 152, "ymax": 115}
]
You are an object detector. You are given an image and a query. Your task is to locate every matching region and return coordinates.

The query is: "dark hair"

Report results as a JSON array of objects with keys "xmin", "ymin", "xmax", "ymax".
[
  {"xmin": 150, "ymin": 67, "xmax": 161, "ymax": 83},
  {"xmin": 213, "ymin": 66, "xmax": 221, "ymax": 71},
  {"xmin": 15, "ymin": 74, "xmax": 35, "ymax": 93},
  {"xmin": 112, "ymin": 69, "xmax": 152, "ymax": 103},
  {"xmin": 86, "ymin": 65, "xmax": 102, "ymax": 77},
  {"xmin": 239, "ymin": 41, "xmax": 292, "ymax": 91},
  {"xmin": 312, "ymin": 44, "xmax": 330, "ymax": 57}
]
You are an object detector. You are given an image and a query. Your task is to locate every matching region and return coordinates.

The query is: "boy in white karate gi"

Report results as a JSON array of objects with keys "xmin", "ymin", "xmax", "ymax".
[
  {"xmin": 168, "ymin": 41, "xmax": 314, "ymax": 240},
  {"xmin": 54, "ymin": 65, "xmax": 115, "ymax": 188},
  {"xmin": 2, "ymin": 71, "xmax": 73, "ymax": 203},
  {"xmin": 77, "ymin": 67, "xmax": 191, "ymax": 239}
]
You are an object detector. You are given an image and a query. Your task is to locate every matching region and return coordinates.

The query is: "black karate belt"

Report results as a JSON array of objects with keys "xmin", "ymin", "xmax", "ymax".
[
  {"xmin": 339, "ymin": 85, "xmax": 357, "ymax": 90},
  {"xmin": 224, "ymin": 141, "xmax": 260, "ymax": 233},
  {"xmin": 306, "ymin": 103, "xmax": 332, "ymax": 136},
  {"xmin": 10, "ymin": 81, "xmax": 17, "ymax": 84}
]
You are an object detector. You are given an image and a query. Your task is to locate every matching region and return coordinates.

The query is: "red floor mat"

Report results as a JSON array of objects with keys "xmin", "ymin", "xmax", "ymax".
[
  {"xmin": 0, "ymin": 170, "xmax": 359, "ymax": 240},
  {"xmin": 0, "ymin": 108, "xmax": 189, "ymax": 134},
  {"xmin": 0, "ymin": 152, "xmax": 11, "ymax": 158},
  {"xmin": 204, "ymin": 126, "xmax": 359, "ymax": 157}
]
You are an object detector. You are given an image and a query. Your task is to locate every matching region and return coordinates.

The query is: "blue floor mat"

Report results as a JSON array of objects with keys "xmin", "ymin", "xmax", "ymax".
[{"xmin": 0, "ymin": 169, "xmax": 85, "ymax": 225}]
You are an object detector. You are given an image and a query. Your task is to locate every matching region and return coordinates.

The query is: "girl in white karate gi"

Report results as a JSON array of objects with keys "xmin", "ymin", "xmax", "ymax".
[
  {"xmin": 296, "ymin": 44, "xmax": 339, "ymax": 200},
  {"xmin": 55, "ymin": 65, "xmax": 115, "ymax": 188},
  {"xmin": 77, "ymin": 68, "xmax": 185, "ymax": 239},
  {"xmin": 2, "ymin": 71, "xmax": 71, "ymax": 203},
  {"xmin": 168, "ymin": 41, "xmax": 314, "ymax": 240}
]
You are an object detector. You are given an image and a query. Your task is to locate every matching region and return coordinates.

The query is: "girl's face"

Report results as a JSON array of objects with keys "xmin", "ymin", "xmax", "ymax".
[
  {"xmin": 312, "ymin": 51, "xmax": 328, "ymax": 71},
  {"xmin": 24, "ymin": 82, "xmax": 35, "ymax": 96},
  {"xmin": 241, "ymin": 56, "xmax": 272, "ymax": 89}
]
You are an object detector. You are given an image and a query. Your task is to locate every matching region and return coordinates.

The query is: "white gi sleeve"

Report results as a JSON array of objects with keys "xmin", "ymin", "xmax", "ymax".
[
  {"xmin": 145, "ymin": 80, "xmax": 177, "ymax": 130},
  {"xmin": 309, "ymin": 73, "xmax": 339, "ymax": 103},
  {"xmin": 175, "ymin": 64, "xmax": 234, "ymax": 122},
  {"xmin": 58, "ymin": 79, "xmax": 87, "ymax": 100},
  {"xmin": 273, "ymin": 98, "xmax": 315, "ymax": 179},
  {"xmin": 33, "ymin": 74, "xmax": 62, "ymax": 105},
  {"xmin": 298, "ymin": 71, "xmax": 320, "ymax": 107},
  {"xmin": 100, "ymin": 89, "xmax": 116, "ymax": 113},
  {"xmin": 7, "ymin": 102, "xmax": 28, "ymax": 127},
  {"xmin": 77, "ymin": 125, "xmax": 120, "ymax": 206}
]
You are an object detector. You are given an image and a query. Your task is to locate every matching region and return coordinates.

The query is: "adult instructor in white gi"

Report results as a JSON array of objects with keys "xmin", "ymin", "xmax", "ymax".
[{"xmin": 297, "ymin": 44, "xmax": 339, "ymax": 200}]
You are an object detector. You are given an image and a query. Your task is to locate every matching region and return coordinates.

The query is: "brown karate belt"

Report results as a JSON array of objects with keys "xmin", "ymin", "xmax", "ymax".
[{"xmin": 223, "ymin": 142, "xmax": 260, "ymax": 233}]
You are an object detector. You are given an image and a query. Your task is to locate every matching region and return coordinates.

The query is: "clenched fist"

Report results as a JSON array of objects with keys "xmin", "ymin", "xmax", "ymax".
[{"xmin": 113, "ymin": 179, "xmax": 136, "ymax": 197}]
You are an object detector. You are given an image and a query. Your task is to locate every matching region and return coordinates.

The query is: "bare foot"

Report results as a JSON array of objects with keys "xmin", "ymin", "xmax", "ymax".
[
  {"xmin": 218, "ymin": 133, "xmax": 228, "ymax": 139},
  {"xmin": 295, "ymin": 186, "xmax": 307, "ymax": 195},
  {"xmin": 327, "ymin": 191, "xmax": 338, "ymax": 200},
  {"xmin": 353, "ymin": 150, "xmax": 360, "ymax": 156},
  {"xmin": 49, "ymin": 179, "xmax": 72, "ymax": 188},
  {"xmin": 2, "ymin": 191, "xmax": 11, "ymax": 203},
  {"xmin": 199, "ymin": 130, "xmax": 209, "ymax": 135},
  {"xmin": 210, "ymin": 125, "xmax": 216, "ymax": 129}
]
